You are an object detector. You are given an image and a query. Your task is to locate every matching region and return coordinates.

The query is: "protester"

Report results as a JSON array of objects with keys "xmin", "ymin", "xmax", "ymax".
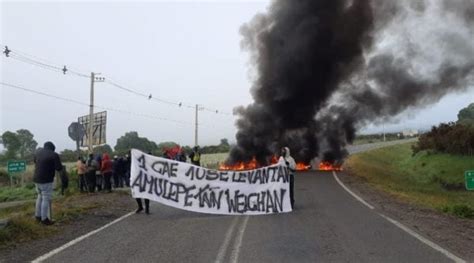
[
  {"xmin": 76, "ymin": 156, "xmax": 87, "ymax": 193},
  {"xmin": 59, "ymin": 164, "xmax": 69, "ymax": 195},
  {"xmin": 101, "ymin": 153, "xmax": 113, "ymax": 193},
  {"xmin": 279, "ymin": 147, "xmax": 296, "ymax": 209},
  {"xmin": 118, "ymin": 156, "xmax": 126, "ymax": 188},
  {"xmin": 86, "ymin": 153, "xmax": 98, "ymax": 193},
  {"xmin": 189, "ymin": 146, "xmax": 201, "ymax": 166},
  {"xmin": 95, "ymin": 154, "xmax": 103, "ymax": 191},
  {"xmin": 33, "ymin": 141, "xmax": 63, "ymax": 225},
  {"xmin": 176, "ymin": 148, "xmax": 187, "ymax": 162},
  {"xmin": 136, "ymin": 198, "xmax": 150, "ymax": 214},
  {"xmin": 112, "ymin": 156, "xmax": 121, "ymax": 188},
  {"xmin": 124, "ymin": 154, "xmax": 131, "ymax": 187}
]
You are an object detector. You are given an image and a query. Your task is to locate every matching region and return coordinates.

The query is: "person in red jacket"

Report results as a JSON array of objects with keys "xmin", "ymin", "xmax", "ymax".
[{"xmin": 101, "ymin": 153, "xmax": 113, "ymax": 193}]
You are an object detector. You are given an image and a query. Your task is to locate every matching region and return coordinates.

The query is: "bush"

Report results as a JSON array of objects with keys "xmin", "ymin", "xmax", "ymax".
[
  {"xmin": 441, "ymin": 204, "xmax": 474, "ymax": 219},
  {"xmin": 413, "ymin": 122, "xmax": 474, "ymax": 156}
]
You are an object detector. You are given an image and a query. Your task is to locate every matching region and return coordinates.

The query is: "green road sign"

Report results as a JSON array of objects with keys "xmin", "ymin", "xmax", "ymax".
[
  {"xmin": 465, "ymin": 170, "xmax": 474, "ymax": 191},
  {"xmin": 7, "ymin": 160, "xmax": 27, "ymax": 173}
]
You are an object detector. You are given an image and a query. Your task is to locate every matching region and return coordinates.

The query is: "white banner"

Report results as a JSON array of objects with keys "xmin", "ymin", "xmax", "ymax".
[{"xmin": 130, "ymin": 149, "xmax": 292, "ymax": 215}]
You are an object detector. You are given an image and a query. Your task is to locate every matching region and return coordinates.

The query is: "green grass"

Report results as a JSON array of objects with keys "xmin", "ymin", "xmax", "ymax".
[
  {"xmin": 0, "ymin": 184, "xmax": 37, "ymax": 202},
  {"xmin": 0, "ymin": 192, "xmax": 102, "ymax": 247},
  {"xmin": 346, "ymin": 142, "xmax": 474, "ymax": 219},
  {"xmin": 201, "ymin": 153, "xmax": 228, "ymax": 169}
]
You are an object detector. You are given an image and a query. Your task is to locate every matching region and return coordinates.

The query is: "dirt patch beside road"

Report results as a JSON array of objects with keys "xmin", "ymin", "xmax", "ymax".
[
  {"xmin": 0, "ymin": 191, "xmax": 135, "ymax": 262},
  {"xmin": 338, "ymin": 172, "xmax": 474, "ymax": 260}
]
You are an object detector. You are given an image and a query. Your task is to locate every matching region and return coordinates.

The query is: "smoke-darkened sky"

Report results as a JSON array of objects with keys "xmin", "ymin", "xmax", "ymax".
[{"xmin": 1, "ymin": 0, "xmax": 473, "ymax": 153}]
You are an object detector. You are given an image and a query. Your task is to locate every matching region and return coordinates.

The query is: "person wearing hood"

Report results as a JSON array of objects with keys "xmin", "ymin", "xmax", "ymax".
[
  {"xmin": 101, "ymin": 153, "xmax": 113, "ymax": 193},
  {"xmin": 33, "ymin": 141, "xmax": 63, "ymax": 225},
  {"xmin": 86, "ymin": 153, "xmax": 99, "ymax": 193},
  {"xmin": 279, "ymin": 147, "xmax": 296, "ymax": 209},
  {"xmin": 95, "ymin": 154, "xmax": 103, "ymax": 191}
]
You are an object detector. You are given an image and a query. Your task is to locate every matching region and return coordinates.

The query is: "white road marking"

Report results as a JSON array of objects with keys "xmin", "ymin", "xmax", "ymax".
[
  {"xmin": 229, "ymin": 215, "xmax": 250, "ymax": 263},
  {"xmin": 31, "ymin": 211, "xmax": 135, "ymax": 263},
  {"xmin": 332, "ymin": 171, "xmax": 375, "ymax": 210},
  {"xmin": 215, "ymin": 216, "xmax": 240, "ymax": 263},
  {"xmin": 378, "ymin": 214, "xmax": 465, "ymax": 263},
  {"xmin": 332, "ymin": 171, "xmax": 465, "ymax": 262}
]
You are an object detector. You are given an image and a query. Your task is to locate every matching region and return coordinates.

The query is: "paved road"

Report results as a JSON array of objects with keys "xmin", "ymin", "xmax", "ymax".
[{"xmin": 40, "ymin": 139, "xmax": 461, "ymax": 263}]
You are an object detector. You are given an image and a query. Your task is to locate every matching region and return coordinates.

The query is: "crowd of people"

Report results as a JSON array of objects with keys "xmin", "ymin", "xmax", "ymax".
[
  {"xmin": 76, "ymin": 153, "xmax": 131, "ymax": 193},
  {"xmin": 31, "ymin": 142, "xmax": 299, "ymax": 225}
]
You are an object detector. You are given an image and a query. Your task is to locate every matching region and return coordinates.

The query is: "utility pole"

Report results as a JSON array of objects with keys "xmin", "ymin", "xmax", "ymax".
[
  {"xmin": 383, "ymin": 123, "xmax": 386, "ymax": 142},
  {"xmin": 194, "ymin": 104, "xmax": 205, "ymax": 146},
  {"xmin": 88, "ymin": 72, "xmax": 104, "ymax": 153},
  {"xmin": 195, "ymin": 104, "xmax": 199, "ymax": 146},
  {"xmin": 89, "ymin": 72, "xmax": 95, "ymax": 153}
]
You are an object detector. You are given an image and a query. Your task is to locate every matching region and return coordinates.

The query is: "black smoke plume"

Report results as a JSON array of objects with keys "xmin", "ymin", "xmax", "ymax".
[{"xmin": 228, "ymin": 0, "xmax": 474, "ymax": 165}]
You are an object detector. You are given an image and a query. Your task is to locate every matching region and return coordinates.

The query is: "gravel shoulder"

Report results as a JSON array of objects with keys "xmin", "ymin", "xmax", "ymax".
[{"xmin": 343, "ymin": 140, "xmax": 474, "ymax": 261}]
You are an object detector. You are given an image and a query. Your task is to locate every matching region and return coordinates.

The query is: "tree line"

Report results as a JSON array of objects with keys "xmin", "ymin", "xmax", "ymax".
[
  {"xmin": 412, "ymin": 103, "xmax": 474, "ymax": 156},
  {"xmin": 0, "ymin": 130, "xmax": 231, "ymax": 164}
]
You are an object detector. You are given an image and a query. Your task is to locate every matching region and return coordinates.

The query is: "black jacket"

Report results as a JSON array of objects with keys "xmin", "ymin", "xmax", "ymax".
[{"xmin": 33, "ymin": 142, "xmax": 63, "ymax": 184}]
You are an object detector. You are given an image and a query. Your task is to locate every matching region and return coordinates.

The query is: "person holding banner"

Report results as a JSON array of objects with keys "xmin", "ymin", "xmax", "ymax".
[
  {"xmin": 135, "ymin": 198, "xmax": 150, "ymax": 214},
  {"xmin": 280, "ymin": 147, "xmax": 296, "ymax": 209}
]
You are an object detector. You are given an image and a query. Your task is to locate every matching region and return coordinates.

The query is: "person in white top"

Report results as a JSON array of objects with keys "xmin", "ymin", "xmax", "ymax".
[{"xmin": 279, "ymin": 147, "xmax": 296, "ymax": 209}]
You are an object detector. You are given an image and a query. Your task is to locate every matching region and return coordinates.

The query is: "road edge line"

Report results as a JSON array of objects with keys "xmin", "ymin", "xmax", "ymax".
[
  {"xmin": 332, "ymin": 171, "xmax": 374, "ymax": 210},
  {"xmin": 215, "ymin": 216, "xmax": 240, "ymax": 263},
  {"xmin": 32, "ymin": 211, "xmax": 135, "ymax": 263},
  {"xmin": 332, "ymin": 171, "xmax": 465, "ymax": 262},
  {"xmin": 229, "ymin": 215, "xmax": 250, "ymax": 263},
  {"xmin": 378, "ymin": 213, "xmax": 465, "ymax": 263}
]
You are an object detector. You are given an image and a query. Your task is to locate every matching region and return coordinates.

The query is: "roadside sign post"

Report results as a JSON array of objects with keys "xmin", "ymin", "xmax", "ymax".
[
  {"xmin": 7, "ymin": 160, "xmax": 27, "ymax": 187},
  {"xmin": 465, "ymin": 171, "xmax": 474, "ymax": 191}
]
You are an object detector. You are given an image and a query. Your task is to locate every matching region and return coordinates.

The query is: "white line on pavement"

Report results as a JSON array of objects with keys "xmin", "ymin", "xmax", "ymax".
[
  {"xmin": 32, "ymin": 211, "xmax": 135, "ymax": 263},
  {"xmin": 215, "ymin": 216, "xmax": 240, "ymax": 263},
  {"xmin": 378, "ymin": 214, "xmax": 465, "ymax": 263},
  {"xmin": 229, "ymin": 215, "xmax": 250, "ymax": 263},
  {"xmin": 332, "ymin": 171, "xmax": 465, "ymax": 262},
  {"xmin": 332, "ymin": 171, "xmax": 375, "ymax": 210}
]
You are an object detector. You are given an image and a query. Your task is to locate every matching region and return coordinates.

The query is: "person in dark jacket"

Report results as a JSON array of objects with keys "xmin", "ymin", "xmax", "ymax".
[
  {"xmin": 34, "ymin": 141, "xmax": 63, "ymax": 225},
  {"xmin": 124, "ymin": 154, "xmax": 131, "ymax": 187},
  {"xmin": 95, "ymin": 154, "xmax": 103, "ymax": 191},
  {"xmin": 86, "ymin": 154, "xmax": 98, "ymax": 193},
  {"xmin": 112, "ymin": 156, "xmax": 120, "ymax": 188}
]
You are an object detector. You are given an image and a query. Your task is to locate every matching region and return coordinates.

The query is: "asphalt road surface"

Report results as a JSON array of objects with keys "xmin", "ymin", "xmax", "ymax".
[{"xmin": 37, "ymin": 139, "xmax": 463, "ymax": 263}]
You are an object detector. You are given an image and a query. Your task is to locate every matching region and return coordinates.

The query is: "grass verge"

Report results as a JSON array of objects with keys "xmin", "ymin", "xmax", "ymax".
[
  {"xmin": 0, "ymin": 192, "xmax": 103, "ymax": 248},
  {"xmin": 346, "ymin": 142, "xmax": 474, "ymax": 219}
]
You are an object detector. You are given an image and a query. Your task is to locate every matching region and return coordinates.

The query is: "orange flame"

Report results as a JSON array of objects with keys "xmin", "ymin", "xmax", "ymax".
[
  {"xmin": 219, "ymin": 155, "xmax": 312, "ymax": 171},
  {"xmin": 219, "ymin": 157, "xmax": 259, "ymax": 171},
  {"xmin": 296, "ymin": 163, "xmax": 311, "ymax": 171},
  {"xmin": 318, "ymin": 161, "xmax": 343, "ymax": 171}
]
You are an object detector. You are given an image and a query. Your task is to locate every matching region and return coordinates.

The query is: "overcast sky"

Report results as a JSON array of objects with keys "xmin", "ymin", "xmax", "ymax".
[{"xmin": 1, "ymin": 1, "xmax": 473, "ymax": 151}]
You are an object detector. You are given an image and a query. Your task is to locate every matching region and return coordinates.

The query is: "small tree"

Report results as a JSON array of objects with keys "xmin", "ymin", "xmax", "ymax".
[
  {"xmin": 458, "ymin": 103, "xmax": 474, "ymax": 126},
  {"xmin": 1, "ymin": 131, "xmax": 21, "ymax": 159}
]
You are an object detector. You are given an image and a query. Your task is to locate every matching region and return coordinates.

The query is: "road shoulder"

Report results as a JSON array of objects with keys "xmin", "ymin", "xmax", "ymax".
[
  {"xmin": 338, "ymin": 172, "xmax": 474, "ymax": 260},
  {"xmin": 0, "ymin": 191, "xmax": 135, "ymax": 262}
]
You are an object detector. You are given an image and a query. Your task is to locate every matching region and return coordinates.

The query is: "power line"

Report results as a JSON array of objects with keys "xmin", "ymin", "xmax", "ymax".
[
  {"xmin": 0, "ymin": 82, "xmax": 194, "ymax": 126},
  {"xmin": 2, "ymin": 44, "xmax": 234, "ymax": 116}
]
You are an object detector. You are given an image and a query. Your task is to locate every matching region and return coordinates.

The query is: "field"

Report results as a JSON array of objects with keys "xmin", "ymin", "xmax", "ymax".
[
  {"xmin": 346, "ymin": 142, "xmax": 474, "ymax": 218},
  {"xmin": 200, "ymin": 153, "xmax": 228, "ymax": 169}
]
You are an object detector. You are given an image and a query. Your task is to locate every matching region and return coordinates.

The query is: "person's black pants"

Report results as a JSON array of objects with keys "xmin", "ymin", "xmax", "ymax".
[
  {"xmin": 103, "ymin": 172, "xmax": 112, "ymax": 192},
  {"xmin": 79, "ymin": 174, "xmax": 87, "ymax": 192},
  {"xmin": 290, "ymin": 174, "xmax": 295, "ymax": 209},
  {"xmin": 112, "ymin": 172, "xmax": 119, "ymax": 188},
  {"xmin": 96, "ymin": 173, "xmax": 103, "ymax": 191},
  {"xmin": 136, "ymin": 198, "xmax": 150, "ymax": 212},
  {"xmin": 86, "ymin": 171, "xmax": 96, "ymax": 193}
]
